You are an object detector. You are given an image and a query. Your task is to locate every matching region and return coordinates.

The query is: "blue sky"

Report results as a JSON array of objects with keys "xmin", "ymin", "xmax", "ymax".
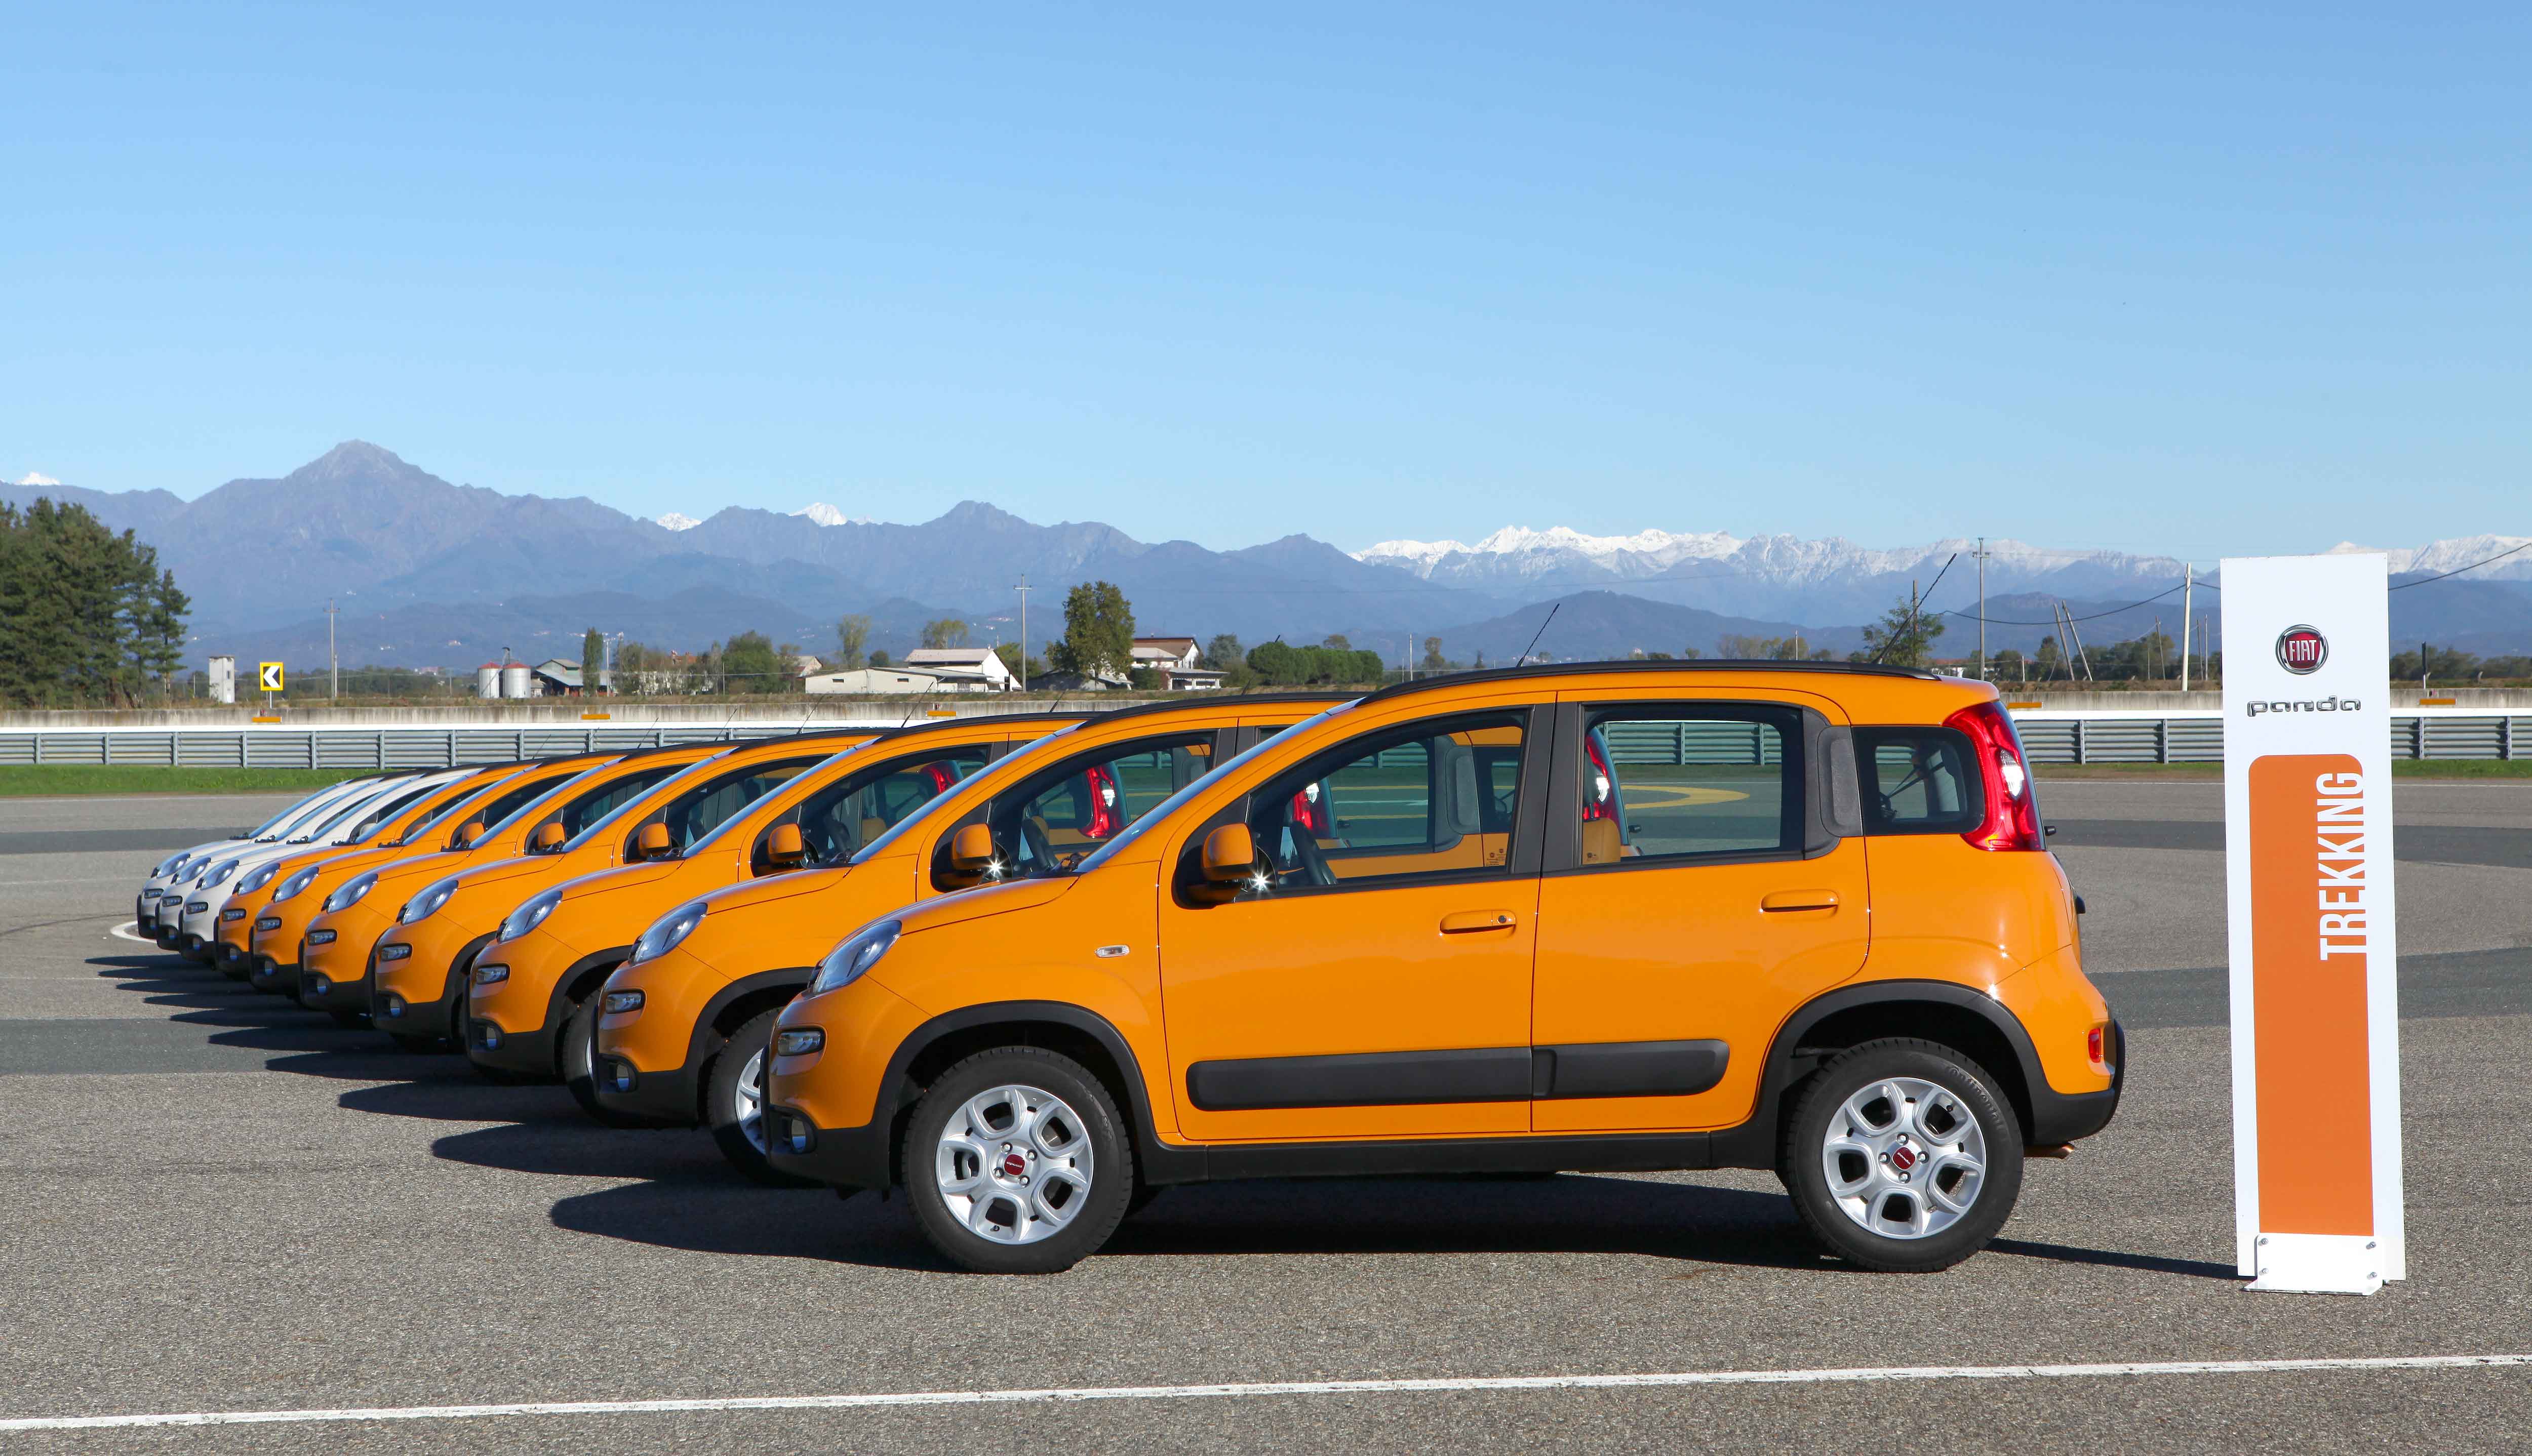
[{"xmin": 7, "ymin": 3, "xmax": 2524, "ymax": 558}]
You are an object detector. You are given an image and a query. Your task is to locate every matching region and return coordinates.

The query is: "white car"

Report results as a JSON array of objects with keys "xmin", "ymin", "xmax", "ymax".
[
  {"xmin": 138, "ymin": 778, "xmax": 390, "ymax": 947},
  {"xmin": 171, "ymin": 773, "xmax": 464, "ymax": 962}
]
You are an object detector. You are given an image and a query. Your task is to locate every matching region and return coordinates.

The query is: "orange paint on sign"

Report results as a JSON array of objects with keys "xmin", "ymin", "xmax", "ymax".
[{"xmin": 2248, "ymin": 753, "xmax": 2373, "ymax": 1236}]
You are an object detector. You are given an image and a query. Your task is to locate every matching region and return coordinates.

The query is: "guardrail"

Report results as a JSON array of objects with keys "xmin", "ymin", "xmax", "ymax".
[{"xmin": 0, "ymin": 710, "xmax": 2522, "ymax": 769}]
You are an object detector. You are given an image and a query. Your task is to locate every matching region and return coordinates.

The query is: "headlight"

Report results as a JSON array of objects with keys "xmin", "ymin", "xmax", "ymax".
[
  {"xmin": 378, "ymin": 943, "xmax": 411, "ymax": 961},
  {"xmin": 203, "ymin": 858, "xmax": 241, "ymax": 888},
  {"xmin": 472, "ymin": 963, "xmax": 508, "ymax": 986},
  {"xmin": 809, "ymin": 918, "xmax": 901, "ymax": 996},
  {"xmin": 400, "ymin": 877, "xmax": 460, "ymax": 924},
  {"xmin": 324, "ymin": 871, "xmax": 379, "ymax": 913},
  {"xmin": 602, "ymin": 990, "xmax": 644, "ymax": 1015},
  {"xmin": 272, "ymin": 867, "xmax": 321, "ymax": 903},
  {"xmin": 239, "ymin": 862, "xmax": 282, "ymax": 895},
  {"xmin": 500, "ymin": 889, "xmax": 563, "ymax": 944},
  {"xmin": 774, "ymin": 1028, "xmax": 824, "ymax": 1056},
  {"xmin": 630, "ymin": 901, "xmax": 707, "ymax": 964}
]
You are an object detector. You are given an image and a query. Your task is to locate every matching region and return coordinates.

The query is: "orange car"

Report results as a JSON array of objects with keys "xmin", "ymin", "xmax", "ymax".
[
  {"xmin": 222, "ymin": 763, "xmax": 523, "ymax": 996},
  {"xmin": 243, "ymin": 759, "xmax": 592, "ymax": 999},
  {"xmin": 762, "ymin": 662, "xmax": 2119, "ymax": 1274},
  {"xmin": 295, "ymin": 745, "xmax": 718, "ymax": 1041},
  {"xmin": 590, "ymin": 695, "xmax": 1347, "ymax": 1182},
  {"xmin": 465, "ymin": 713, "xmax": 1082, "ymax": 1116},
  {"xmin": 372, "ymin": 729, "xmax": 878, "ymax": 1065}
]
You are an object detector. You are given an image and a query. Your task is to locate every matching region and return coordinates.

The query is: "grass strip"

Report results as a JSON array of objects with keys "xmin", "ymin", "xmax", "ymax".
[{"xmin": 0, "ymin": 766, "xmax": 355, "ymax": 797}]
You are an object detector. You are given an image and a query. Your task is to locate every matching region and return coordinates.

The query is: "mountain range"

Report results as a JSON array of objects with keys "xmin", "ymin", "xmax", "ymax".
[{"xmin": 6, "ymin": 442, "xmax": 2526, "ymax": 669}]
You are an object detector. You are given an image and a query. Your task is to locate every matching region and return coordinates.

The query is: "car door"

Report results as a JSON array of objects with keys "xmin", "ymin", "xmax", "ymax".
[
  {"xmin": 1529, "ymin": 693, "xmax": 1870, "ymax": 1133},
  {"xmin": 1159, "ymin": 705, "xmax": 1548, "ymax": 1143}
]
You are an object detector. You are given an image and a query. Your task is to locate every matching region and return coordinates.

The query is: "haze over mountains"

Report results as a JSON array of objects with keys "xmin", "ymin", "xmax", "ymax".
[{"xmin": 6, "ymin": 442, "xmax": 2526, "ymax": 670}]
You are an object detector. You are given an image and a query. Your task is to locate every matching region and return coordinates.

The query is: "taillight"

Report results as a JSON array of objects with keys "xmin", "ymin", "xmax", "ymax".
[
  {"xmin": 1946, "ymin": 701, "xmax": 2043, "ymax": 852},
  {"xmin": 2087, "ymin": 1023, "xmax": 2113, "ymax": 1072}
]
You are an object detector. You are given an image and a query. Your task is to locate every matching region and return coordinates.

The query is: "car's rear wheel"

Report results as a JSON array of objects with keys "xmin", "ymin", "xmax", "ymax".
[
  {"xmin": 1778, "ymin": 1038, "xmax": 2024, "ymax": 1273},
  {"xmin": 707, "ymin": 1009, "xmax": 814, "ymax": 1187},
  {"xmin": 563, "ymin": 995, "xmax": 653, "ymax": 1126},
  {"xmin": 902, "ymin": 1047, "xmax": 1132, "ymax": 1274}
]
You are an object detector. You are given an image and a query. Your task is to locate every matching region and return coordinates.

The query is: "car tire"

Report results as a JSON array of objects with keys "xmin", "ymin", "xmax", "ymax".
[
  {"xmin": 562, "ymin": 995, "xmax": 654, "ymax": 1127},
  {"xmin": 902, "ymin": 1047, "xmax": 1133, "ymax": 1274},
  {"xmin": 326, "ymin": 1008, "xmax": 365, "ymax": 1029},
  {"xmin": 706, "ymin": 1009, "xmax": 815, "ymax": 1187},
  {"xmin": 1778, "ymin": 1038, "xmax": 2024, "ymax": 1274}
]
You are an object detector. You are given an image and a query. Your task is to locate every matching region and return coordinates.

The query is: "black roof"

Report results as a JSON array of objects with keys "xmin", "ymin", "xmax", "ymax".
[{"xmin": 1359, "ymin": 658, "xmax": 1942, "ymax": 706}]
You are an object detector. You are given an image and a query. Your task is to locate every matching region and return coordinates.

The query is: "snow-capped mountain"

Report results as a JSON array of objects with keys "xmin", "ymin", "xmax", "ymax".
[
  {"xmin": 1360, "ymin": 525, "xmax": 1742, "ymax": 577},
  {"xmin": 797, "ymin": 503, "xmax": 872, "ymax": 527},
  {"xmin": 656, "ymin": 512, "xmax": 701, "ymax": 532},
  {"xmin": 2335, "ymin": 536, "xmax": 2532, "ymax": 579}
]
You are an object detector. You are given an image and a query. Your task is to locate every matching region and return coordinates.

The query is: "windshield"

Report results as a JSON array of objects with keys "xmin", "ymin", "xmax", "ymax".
[
  {"xmin": 247, "ymin": 786, "xmax": 343, "ymax": 838},
  {"xmin": 285, "ymin": 778, "xmax": 413, "ymax": 841},
  {"xmin": 698, "ymin": 742, "xmax": 995, "ymax": 866},
  {"xmin": 849, "ymin": 726, "xmax": 1085, "ymax": 866},
  {"xmin": 262, "ymin": 780, "xmax": 371, "ymax": 839},
  {"xmin": 1076, "ymin": 702, "xmax": 1356, "ymax": 873},
  {"xmin": 341, "ymin": 774, "xmax": 462, "ymax": 844},
  {"xmin": 682, "ymin": 746, "xmax": 871, "ymax": 857},
  {"xmin": 479, "ymin": 760, "xmax": 622, "ymax": 840},
  {"xmin": 554, "ymin": 749, "xmax": 739, "ymax": 853},
  {"xmin": 395, "ymin": 770, "xmax": 523, "ymax": 845}
]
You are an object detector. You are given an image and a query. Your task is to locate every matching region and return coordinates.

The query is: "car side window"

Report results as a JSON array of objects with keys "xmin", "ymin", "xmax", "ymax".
[
  {"xmin": 1239, "ymin": 711, "xmax": 1527, "ymax": 894},
  {"xmin": 1854, "ymin": 727, "xmax": 1983, "ymax": 834},
  {"xmin": 556, "ymin": 765, "xmax": 682, "ymax": 837},
  {"xmin": 650, "ymin": 756, "xmax": 823, "ymax": 855},
  {"xmin": 934, "ymin": 733, "xmax": 1217, "ymax": 888},
  {"xmin": 781, "ymin": 746, "xmax": 995, "ymax": 868},
  {"xmin": 1575, "ymin": 706, "xmax": 1803, "ymax": 866}
]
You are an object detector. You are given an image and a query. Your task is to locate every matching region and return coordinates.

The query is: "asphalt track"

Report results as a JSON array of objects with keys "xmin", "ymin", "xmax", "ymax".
[{"xmin": 1, "ymin": 782, "xmax": 2527, "ymax": 1451}]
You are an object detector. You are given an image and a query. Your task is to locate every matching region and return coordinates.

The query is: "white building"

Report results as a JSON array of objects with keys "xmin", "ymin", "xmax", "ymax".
[
  {"xmin": 1130, "ymin": 636, "xmax": 1224, "ymax": 690},
  {"xmin": 805, "ymin": 660, "xmax": 1006, "ymax": 695},
  {"xmin": 902, "ymin": 648, "xmax": 1018, "ymax": 690}
]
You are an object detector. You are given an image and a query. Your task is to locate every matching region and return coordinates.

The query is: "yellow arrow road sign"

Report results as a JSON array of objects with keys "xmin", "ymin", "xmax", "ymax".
[{"xmin": 257, "ymin": 662, "xmax": 285, "ymax": 693}]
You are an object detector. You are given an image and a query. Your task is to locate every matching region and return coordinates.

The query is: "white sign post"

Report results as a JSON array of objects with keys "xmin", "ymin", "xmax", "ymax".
[{"xmin": 2223, "ymin": 553, "xmax": 2403, "ymax": 1294}]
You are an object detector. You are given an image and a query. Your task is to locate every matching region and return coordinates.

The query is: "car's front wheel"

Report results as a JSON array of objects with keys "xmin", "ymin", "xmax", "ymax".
[
  {"xmin": 707, "ymin": 1009, "xmax": 814, "ymax": 1186},
  {"xmin": 1778, "ymin": 1038, "xmax": 2024, "ymax": 1273},
  {"xmin": 902, "ymin": 1047, "xmax": 1132, "ymax": 1274}
]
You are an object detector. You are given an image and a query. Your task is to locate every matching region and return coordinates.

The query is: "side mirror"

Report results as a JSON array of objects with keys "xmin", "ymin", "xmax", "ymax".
[
  {"xmin": 1189, "ymin": 823, "xmax": 1255, "ymax": 904},
  {"xmin": 763, "ymin": 822, "xmax": 805, "ymax": 869},
  {"xmin": 634, "ymin": 822, "xmax": 673, "ymax": 861},
  {"xmin": 948, "ymin": 822, "xmax": 996, "ymax": 877},
  {"xmin": 452, "ymin": 820, "xmax": 485, "ymax": 850},
  {"xmin": 531, "ymin": 822, "xmax": 566, "ymax": 853}
]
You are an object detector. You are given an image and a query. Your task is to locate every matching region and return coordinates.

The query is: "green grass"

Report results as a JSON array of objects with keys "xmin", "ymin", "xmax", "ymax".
[
  {"xmin": 2038, "ymin": 759, "xmax": 2532, "ymax": 780},
  {"xmin": 0, "ymin": 765, "xmax": 357, "ymax": 797}
]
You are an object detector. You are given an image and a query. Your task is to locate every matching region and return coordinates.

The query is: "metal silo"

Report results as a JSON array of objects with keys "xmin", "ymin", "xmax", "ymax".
[
  {"xmin": 477, "ymin": 663, "xmax": 502, "ymax": 698},
  {"xmin": 500, "ymin": 662, "xmax": 531, "ymax": 699}
]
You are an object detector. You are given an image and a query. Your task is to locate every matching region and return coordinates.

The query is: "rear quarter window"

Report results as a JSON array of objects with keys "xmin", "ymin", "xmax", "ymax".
[{"xmin": 1854, "ymin": 727, "xmax": 1983, "ymax": 835}]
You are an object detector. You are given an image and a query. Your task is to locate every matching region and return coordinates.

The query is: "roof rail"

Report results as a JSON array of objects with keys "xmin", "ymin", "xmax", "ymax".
[{"xmin": 1358, "ymin": 658, "xmax": 1943, "ymax": 706}]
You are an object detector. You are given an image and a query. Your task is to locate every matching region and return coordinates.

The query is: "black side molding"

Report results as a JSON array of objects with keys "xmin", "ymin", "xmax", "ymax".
[
  {"xmin": 1186, "ymin": 1047, "xmax": 1531, "ymax": 1112},
  {"xmin": 1535, "ymin": 1039, "xmax": 1728, "ymax": 1099}
]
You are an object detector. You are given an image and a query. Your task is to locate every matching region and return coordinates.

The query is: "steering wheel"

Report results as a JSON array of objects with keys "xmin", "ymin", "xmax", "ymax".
[
  {"xmin": 1017, "ymin": 819, "xmax": 1057, "ymax": 877},
  {"xmin": 1284, "ymin": 822, "xmax": 1337, "ymax": 888}
]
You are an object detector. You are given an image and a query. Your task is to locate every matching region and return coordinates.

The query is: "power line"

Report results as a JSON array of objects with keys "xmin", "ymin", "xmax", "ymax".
[{"xmin": 2388, "ymin": 539, "xmax": 2532, "ymax": 590}]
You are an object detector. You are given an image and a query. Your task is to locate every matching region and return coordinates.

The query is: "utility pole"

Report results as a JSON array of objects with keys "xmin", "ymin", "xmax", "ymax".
[
  {"xmin": 326, "ymin": 598, "xmax": 339, "ymax": 699},
  {"xmin": 2180, "ymin": 564, "xmax": 2194, "ymax": 692},
  {"xmin": 1973, "ymin": 538, "xmax": 1988, "ymax": 681},
  {"xmin": 1015, "ymin": 575, "xmax": 1032, "ymax": 686}
]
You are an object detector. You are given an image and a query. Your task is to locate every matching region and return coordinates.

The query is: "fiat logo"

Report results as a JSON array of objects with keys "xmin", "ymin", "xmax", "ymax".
[{"xmin": 2276, "ymin": 625, "xmax": 2328, "ymax": 675}]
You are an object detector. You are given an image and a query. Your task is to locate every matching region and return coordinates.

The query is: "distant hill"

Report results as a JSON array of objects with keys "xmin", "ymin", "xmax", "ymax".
[{"xmin": 7, "ymin": 441, "xmax": 2527, "ymax": 667}]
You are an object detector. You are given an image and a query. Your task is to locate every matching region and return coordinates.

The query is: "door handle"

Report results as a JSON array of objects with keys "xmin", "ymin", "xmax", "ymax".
[
  {"xmin": 1440, "ymin": 910, "xmax": 1519, "ymax": 934},
  {"xmin": 1761, "ymin": 889, "xmax": 1840, "ymax": 913}
]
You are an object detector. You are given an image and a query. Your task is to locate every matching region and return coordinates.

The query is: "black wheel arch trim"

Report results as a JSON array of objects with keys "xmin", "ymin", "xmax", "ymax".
[
  {"xmin": 538, "ymin": 946, "xmax": 634, "ymax": 1033},
  {"xmin": 683, "ymin": 967, "xmax": 818, "ymax": 1071}
]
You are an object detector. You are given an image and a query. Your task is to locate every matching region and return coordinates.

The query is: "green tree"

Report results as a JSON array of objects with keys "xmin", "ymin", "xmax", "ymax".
[
  {"xmin": 1203, "ymin": 633, "xmax": 1244, "ymax": 669},
  {"xmin": 833, "ymin": 615, "xmax": 871, "ymax": 671},
  {"xmin": 994, "ymin": 642, "xmax": 1026, "ymax": 682},
  {"xmin": 581, "ymin": 628, "xmax": 605, "ymax": 696},
  {"xmin": 1129, "ymin": 667, "xmax": 1167, "ymax": 690},
  {"xmin": 1420, "ymin": 636, "xmax": 1446, "ymax": 672},
  {"xmin": 870, "ymin": 648, "xmax": 891, "ymax": 668},
  {"xmin": 0, "ymin": 498, "xmax": 186, "ymax": 706},
  {"xmin": 720, "ymin": 631, "xmax": 782, "ymax": 693},
  {"xmin": 1048, "ymin": 581, "xmax": 1134, "ymax": 680},
  {"xmin": 1321, "ymin": 634, "xmax": 1352, "ymax": 652},
  {"xmin": 921, "ymin": 618, "xmax": 970, "ymax": 650},
  {"xmin": 1855, "ymin": 585, "xmax": 1946, "ymax": 668}
]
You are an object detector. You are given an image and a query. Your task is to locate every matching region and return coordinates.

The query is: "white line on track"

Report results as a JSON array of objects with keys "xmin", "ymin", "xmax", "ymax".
[{"xmin": 4, "ymin": 1354, "xmax": 2525, "ymax": 1432}]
